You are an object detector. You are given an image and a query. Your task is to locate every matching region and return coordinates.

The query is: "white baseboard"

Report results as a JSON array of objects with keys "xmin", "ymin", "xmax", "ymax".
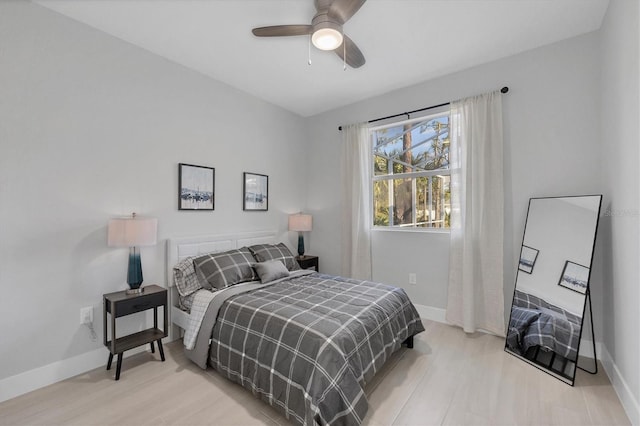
[
  {"xmin": 0, "ymin": 345, "xmax": 148, "ymax": 404},
  {"xmin": 600, "ymin": 345, "xmax": 640, "ymax": 425},
  {"xmin": 414, "ymin": 303, "xmax": 447, "ymax": 323}
]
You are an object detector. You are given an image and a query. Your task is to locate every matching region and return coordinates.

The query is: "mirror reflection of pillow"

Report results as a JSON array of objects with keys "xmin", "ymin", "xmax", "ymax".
[
  {"xmin": 507, "ymin": 306, "xmax": 541, "ymax": 352},
  {"xmin": 537, "ymin": 306, "xmax": 568, "ymax": 320},
  {"xmin": 510, "ymin": 306, "xmax": 542, "ymax": 328}
]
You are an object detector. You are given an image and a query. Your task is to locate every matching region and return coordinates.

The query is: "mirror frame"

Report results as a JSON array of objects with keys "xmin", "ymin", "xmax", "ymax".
[{"xmin": 504, "ymin": 194, "xmax": 602, "ymax": 386}]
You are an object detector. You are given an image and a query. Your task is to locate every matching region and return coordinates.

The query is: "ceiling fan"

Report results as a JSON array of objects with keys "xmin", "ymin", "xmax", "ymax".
[{"xmin": 251, "ymin": 0, "xmax": 366, "ymax": 68}]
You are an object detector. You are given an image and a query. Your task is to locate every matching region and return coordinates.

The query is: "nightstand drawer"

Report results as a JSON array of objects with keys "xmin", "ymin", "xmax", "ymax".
[
  {"xmin": 114, "ymin": 292, "xmax": 166, "ymax": 317},
  {"xmin": 296, "ymin": 255, "xmax": 318, "ymax": 272}
]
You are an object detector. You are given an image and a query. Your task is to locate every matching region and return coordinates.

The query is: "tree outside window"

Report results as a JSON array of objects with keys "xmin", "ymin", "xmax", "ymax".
[{"xmin": 372, "ymin": 113, "xmax": 451, "ymax": 229}]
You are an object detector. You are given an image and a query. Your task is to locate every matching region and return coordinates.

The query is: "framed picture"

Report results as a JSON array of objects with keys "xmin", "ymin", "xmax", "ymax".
[
  {"xmin": 178, "ymin": 163, "xmax": 214, "ymax": 211},
  {"xmin": 518, "ymin": 245, "xmax": 539, "ymax": 274},
  {"xmin": 243, "ymin": 172, "xmax": 268, "ymax": 211},
  {"xmin": 558, "ymin": 260, "xmax": 590, "ymax": 294}
]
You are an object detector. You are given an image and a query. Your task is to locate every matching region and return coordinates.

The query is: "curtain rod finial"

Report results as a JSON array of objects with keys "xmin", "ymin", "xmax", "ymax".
[{"xmin": 501, "ymin": 86, "xmax": 509, "ymax": 94}]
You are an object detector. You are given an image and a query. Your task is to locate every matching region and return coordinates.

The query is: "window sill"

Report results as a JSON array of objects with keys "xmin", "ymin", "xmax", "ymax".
[{"xmin": 371, "ymin": 226, "xmax": 450, "ymax": 234}]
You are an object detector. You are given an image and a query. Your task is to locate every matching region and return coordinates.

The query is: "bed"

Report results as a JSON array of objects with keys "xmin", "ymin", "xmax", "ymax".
[{"xmin": 166, "ymin": 231, "xmax": 425, "ymax": 426}]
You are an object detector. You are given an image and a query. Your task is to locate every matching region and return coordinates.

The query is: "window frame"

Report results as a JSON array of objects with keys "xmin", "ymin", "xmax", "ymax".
[{"xmin": 370, "ymin": 109, "xmax": 451, "ymax": 233}]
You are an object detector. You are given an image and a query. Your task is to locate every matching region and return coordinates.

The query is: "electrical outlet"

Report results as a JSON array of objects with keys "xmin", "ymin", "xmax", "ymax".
[
  {"xmin": 80, "ymin": 306, "xmax": 93, "ymax": 324},
  {"xmin": 408, "ymin": 273, "xmax": 417, "ymax": 285}
]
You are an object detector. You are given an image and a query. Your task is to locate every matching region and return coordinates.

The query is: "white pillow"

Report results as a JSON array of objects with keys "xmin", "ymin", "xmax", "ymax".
[{"xmin": 253, "ymin": 260, "xmax": 290, "ymax": 283}]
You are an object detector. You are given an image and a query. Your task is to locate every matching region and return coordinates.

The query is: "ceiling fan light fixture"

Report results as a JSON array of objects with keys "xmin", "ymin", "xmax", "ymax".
[
  {"xmin": 312, "ymin": 27, "xmax": 343, "ymax": 51},
  {"xmin": 251, "ymin": 0, "xmax": 366, "ymax": 68}
]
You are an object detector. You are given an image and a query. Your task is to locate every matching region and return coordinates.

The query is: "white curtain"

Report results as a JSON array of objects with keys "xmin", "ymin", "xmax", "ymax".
[
  {"xmin": 446, "ymin": 91, "xmax": 505, "ymax": 335},
  {"xmin": 341, "ymin": 123, "xmax": 372, "ymax": 280}
]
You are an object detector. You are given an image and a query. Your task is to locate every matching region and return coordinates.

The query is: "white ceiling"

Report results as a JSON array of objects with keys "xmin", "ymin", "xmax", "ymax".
[{"xmin": 34, "ymin": 0, "xmax": 610, "ymax": 117}]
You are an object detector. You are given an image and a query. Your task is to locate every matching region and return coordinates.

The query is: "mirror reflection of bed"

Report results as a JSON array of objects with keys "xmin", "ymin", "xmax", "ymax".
[
  {"xmin": 505, "ymin": 195, "xmax": 602, "ymax": 385},
  {"xmin": 507, "ymin": 289, "xmax": 582, "ymax": 379}
]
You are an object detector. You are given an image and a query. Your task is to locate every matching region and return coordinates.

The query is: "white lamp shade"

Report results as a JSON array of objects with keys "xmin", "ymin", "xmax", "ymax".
[
  {"xmin": 108, "ymin": 217, "xmax": 158, "ymax": 247},
  {"xmin": 288, "ymin": 214, "xmax": 312, "ymax": 232}
]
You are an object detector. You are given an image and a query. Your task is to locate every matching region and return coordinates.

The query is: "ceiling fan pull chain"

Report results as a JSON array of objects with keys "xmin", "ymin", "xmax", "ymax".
[
  {"xmin": 308, "ymin": 34, "xmax": 312, "ymax": 66},
  {"xmin": 343, "ymin": 32, "xmax": 346, "ymax": 71}
]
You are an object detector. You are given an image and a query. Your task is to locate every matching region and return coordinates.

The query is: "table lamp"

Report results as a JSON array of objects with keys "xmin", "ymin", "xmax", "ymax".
[
  {"xmin": 108, "ymin": 213, "xmax": 158, "ymax": 294},
  {"xmin": 288, "ymin": 213, "xmax": 312, "ymax": 256}
]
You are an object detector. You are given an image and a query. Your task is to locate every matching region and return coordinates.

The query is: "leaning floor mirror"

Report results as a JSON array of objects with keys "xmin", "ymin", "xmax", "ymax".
[{"xmin": 505, "ymin": 195, "xmax": 602, "ymax": 385}]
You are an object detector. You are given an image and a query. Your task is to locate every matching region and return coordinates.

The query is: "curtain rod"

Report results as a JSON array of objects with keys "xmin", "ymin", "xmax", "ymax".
[{"xmin": 338, "ymin": 86, "xmax": 509, "ymax": 131}]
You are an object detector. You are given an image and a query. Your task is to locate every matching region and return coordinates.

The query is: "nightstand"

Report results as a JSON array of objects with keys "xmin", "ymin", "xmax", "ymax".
[
  {"xmin": 103, "ymin": 284, "xmax": 167, "ymax": 380},
  {"xmin": 296, "ymin": 255, "xmax": 319, "ymax": 272}
]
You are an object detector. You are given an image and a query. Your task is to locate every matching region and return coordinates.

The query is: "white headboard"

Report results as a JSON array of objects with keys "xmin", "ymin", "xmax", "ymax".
[{"xmin": 165, "ymin": 230, "xmax": 277, "ymax": 287}]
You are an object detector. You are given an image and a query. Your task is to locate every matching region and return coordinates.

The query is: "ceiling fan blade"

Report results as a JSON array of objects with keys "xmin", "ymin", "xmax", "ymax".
[
  {"xmin": 328, "ymin": 0, "xmax": 367, "ymax": 24},
  {"xmin": 252, "ymin": 25, "xmax": 313, "ymax": 37},
  {"xmin": 334, "ymin": 34, "xmax": 365, "ymax": 68},
  {"xmin": 314, "ymin": 0, "xmax": 333, "ymax": 12}
]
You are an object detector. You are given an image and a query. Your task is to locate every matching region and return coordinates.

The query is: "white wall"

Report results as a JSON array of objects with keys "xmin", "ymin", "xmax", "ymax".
[
  {"xmin": 0, "ymin": 1, "xmax": 307, "ymax": 387},
  {"xmin": 599, "ymin": 0, "xmax": 640, "ymax": 422},
  {"xmin": 371, "ymin": 230, "xmax": 450, "ymax": 309},
  {"xmin": 305, "ymin": 32, "xmax": 603, "ymax": 324}
]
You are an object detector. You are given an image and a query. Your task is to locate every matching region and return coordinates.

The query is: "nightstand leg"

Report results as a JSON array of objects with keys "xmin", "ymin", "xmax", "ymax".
[
  {"xmin": 150, "ymin": 341, "xmax": 155, "ymax": 353},
  {"xmin": 115, "ymin": 353, "xmax": 123, "ymax": 381},
  {"xmin": 156, "ymin": 339, "xmax": 165, "ymax": 362},
  {"xmin": 107, "ymin": 353, "xmax": 114, "ymax": 370}
]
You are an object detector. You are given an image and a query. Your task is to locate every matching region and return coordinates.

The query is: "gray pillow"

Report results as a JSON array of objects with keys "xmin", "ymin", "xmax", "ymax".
[
  {"xmin": 538, "ymin": 306, "xmax": 568, "ymax": 320},
  {"xmin": 248, "ymin": 242, "xmax": 301, "ymax": 271},
  {"xmin": 193, "ymin": 247, "xmax": 258, "ymax": 290},
  {"xmin": 506, "ymin": 306, "xmax": 541, "ymax": 353},
  {"xmin": 173, "ymin": 256, "xmax": 202, "ymax": 297},
  {"xmin": 510, "ymin": 306, "xmax": 541, "ymax": 330},
  {"xmin": 253, "ymin": 260, "xmax": 290, "ymax": 283}
]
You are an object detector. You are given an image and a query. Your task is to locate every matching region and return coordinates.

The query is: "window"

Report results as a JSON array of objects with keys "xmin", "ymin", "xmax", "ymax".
[{"xmin": 372, "ymin": 112, "xmax": 451, "ymax": 229}]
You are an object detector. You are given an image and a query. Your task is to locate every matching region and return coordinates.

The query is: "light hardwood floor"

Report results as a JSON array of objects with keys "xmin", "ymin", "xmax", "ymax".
[{"xmin": 0, "ymin": 320, "xmax": 630, "ymax": 425}]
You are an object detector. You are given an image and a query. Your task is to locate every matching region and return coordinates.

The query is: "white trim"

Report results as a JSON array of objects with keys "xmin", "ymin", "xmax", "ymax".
[
  {"xmin": 371, "ymin": 226, "xmax": 450, "ymax": 234},
  {"xmin": 413, "ymin": 303, "xmax": 447, "ymax": 323},
  {"xmin": 171, "ymin": 304, "xmax": 190, "ymax": 332},
  {"xmin": 0, "ymin": 345, "xmax": 149, "ymax": 403},
  {"xmin": 372, "ymin": 169, "xmax": 450, "ymax": 181},
  {"xmin": 600, "ymin": 344, "xmax": 640, "ymax": 425}
]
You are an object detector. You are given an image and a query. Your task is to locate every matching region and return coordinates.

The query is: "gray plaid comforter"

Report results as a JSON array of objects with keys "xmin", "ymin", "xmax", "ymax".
[
  {"xmin": 511, "ymin": 289, "xmax": 582, "ymax": 361},
  {"xmin": 188, "ymin": 272, "xmax": 424, "ymax": 425}
]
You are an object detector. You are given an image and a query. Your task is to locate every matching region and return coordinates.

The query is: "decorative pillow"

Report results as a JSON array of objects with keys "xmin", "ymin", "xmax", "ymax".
[
  {"xmin": 506, "ymin": 306, "xmax": 541, "ymax": 352},
  {"xmin": 173, "ymin": 257, "xmax": 202, "ymax": 297},
  {"xmin": 510, "ymin": 306, "xmax": 541, "ymax": 330},
  {"xmin": 538, "ymin": 306, "xmax": 568, "ymax": 320},
  {"xmin": 253, "ymin": 260, "xmax": 290, "ymax": 284},
  {"xmin": 248, "ymin": 242, "xmax": 301, "ymax": 271},
  {"xmin": 193, "ymin": 247, "xmax": 258, "ymax": 290},
  {"xmin": 178, "ymin": 291, "xmax": 197, "ymax": 313}
]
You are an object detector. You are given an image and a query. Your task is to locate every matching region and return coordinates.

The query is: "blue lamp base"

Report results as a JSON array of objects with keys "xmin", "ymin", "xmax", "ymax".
[
  {"xmin": 126, "ymin": 248, "xmax": 144, "ymax": 294},
  {"xmin": 297, "ymin": 233, "xmax": 305, "ymax": 256}
]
